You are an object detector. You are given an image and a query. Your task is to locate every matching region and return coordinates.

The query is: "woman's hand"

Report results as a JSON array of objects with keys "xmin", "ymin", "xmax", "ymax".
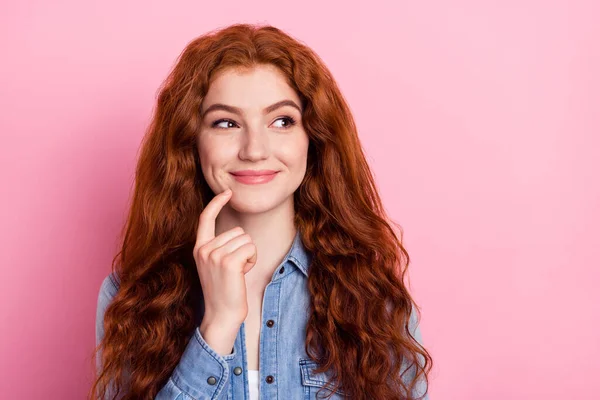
[{"xmin": 193, "ymin": 189, "xmax": 257, "ymax": 353}]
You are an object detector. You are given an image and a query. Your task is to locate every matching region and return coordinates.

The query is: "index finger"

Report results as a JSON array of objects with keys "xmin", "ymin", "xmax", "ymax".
[{"xmin": 195, "ymin": 188, "xmax": 232, "ymax": 248}]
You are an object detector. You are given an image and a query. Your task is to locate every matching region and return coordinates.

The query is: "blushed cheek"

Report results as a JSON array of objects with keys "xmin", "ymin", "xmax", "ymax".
[
  {"xmin": 197, "ymin": 146, "xmax": 213, "ymax": 181},
  {"xmin": 198, "ymin": 138, "xmax": 216, "ymax": 166},
  {"xmin": 282, "ymin": 135, "xmax": 309, "ymax": 160},
  {"xmin": 295, "ymin": 139, "xmax": 310, "ymax": 169}
]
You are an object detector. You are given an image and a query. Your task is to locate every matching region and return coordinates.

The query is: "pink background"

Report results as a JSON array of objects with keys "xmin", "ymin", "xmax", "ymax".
[{"xmin": 1, "ymin": 1, "xmax": 598, "ymax": 398}]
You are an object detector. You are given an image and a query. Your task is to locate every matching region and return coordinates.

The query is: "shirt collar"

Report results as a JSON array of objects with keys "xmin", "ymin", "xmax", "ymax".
[{"xmin": 279, "ymin": 228, "xmax": 312, "ymax": 278}]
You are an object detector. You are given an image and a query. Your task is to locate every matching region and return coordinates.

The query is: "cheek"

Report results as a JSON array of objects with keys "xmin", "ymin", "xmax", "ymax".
[
  {"xmin": 278, "ymin": 133, "xmax": 309, "ymax": 163},
  {"xmin": 197, "ymin": 144, "xmax": 211, "ymax": 173},
  {"xmin": 290, "ymin": 137, "xmax": 309, "ymax": 170},
  {"xmin": 197, "ymin": 140, "xmax": 223, "ymax": 183},
  {"xmin": 198, "ymin": 136, "xmax": 231, "ymax": 167}
]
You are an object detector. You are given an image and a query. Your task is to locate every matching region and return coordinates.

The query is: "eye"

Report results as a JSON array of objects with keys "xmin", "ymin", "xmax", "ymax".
[
  {"xmin": 272, "ymin": 116, "xmax": 297, "ymax": 129},
  {"xmin": 211, "ymin": 119, "xmax": 239, "ymax": 129},
  {"xmin": 210, "ymin": 116, "xmax": 297, "ymax": 130}
]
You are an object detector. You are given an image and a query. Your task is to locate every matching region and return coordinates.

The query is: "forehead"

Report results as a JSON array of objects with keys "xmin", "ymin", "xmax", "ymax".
[{"xmin": 202, "ymin": 64, "xmax": 301, "ymax": 110}]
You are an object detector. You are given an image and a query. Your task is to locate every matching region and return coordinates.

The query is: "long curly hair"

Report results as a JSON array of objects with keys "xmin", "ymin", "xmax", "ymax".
[{"xmin": 90, "ymin": 23, "xmax": 432, "ymax": 400}]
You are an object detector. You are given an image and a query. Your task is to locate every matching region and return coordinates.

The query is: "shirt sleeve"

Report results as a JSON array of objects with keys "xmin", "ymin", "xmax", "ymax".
[{"xmin": 95, "ymin": 273, "xmax": 237, "ymax": 400}]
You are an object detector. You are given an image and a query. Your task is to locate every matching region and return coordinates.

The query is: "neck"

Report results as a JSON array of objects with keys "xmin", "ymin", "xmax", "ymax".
[{"xmin": 214, "ymin": 197, "xmax": 297, "ymax": 284}]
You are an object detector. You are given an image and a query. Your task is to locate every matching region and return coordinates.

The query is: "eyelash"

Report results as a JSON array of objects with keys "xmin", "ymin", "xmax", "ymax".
[{"xmin": 210, "ymin": 116, "xmax": 297, "ymax": 130}]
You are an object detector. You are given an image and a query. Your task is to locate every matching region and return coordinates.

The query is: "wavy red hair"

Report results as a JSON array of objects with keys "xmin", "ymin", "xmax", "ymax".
[{"xmin": 90, "ymin": 23, "xmax": 432, "ymax": 400}]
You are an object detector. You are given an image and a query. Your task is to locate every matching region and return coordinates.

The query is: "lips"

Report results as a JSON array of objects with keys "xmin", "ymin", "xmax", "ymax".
[
  {"xmin": 230, "ymin": 170, "xmax": 279, "ymax": 184},
  {"xmin": 230, "ymin": 170, "xmax": 278, "ymax": 176}
]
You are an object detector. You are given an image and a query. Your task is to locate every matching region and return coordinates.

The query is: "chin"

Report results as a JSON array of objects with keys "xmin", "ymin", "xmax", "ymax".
[{"xmin": 229, "ymin": 194, "xmax": 283, "ymax": 214}]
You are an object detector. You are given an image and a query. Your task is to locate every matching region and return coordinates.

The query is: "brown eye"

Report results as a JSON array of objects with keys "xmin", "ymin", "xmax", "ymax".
[
  {"xmin": 212, "ymin": 119, "xmax": 238, "ymax": 129},
  {"xmin": 272, "ymin": 116, "xmax": 297, "ymax": 129}
]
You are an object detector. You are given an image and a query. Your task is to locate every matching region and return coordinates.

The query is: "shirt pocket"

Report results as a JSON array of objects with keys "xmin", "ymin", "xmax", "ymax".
[{"xmin": 299, "ymin": 358, "xmax": 348, "ymax": 399}]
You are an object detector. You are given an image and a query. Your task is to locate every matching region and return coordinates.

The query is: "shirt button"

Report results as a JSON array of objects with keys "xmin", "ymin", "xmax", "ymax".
[
  {"xmin": 233, "ymin": 366, "xmax": 243, "ymax": 376},
  {"xmin": 265, "ymin": 375, "xmax": 274, "ymax": 384},
  {"xmin": 207, "ymin": 376, "xmax": 217, "ymax": 385},
  {"xmin": 266, "ymin": 319, "xmax": 275, "ymax": 327},
  {"xmin": 279, "ymin": 266, "xmax": 285, "ymax": 274}
]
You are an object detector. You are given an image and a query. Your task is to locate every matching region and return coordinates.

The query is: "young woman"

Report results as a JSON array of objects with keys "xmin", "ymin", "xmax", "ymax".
[{"xmin": 91, "ymin": 23, "xmax": 432, "ymax": 400}]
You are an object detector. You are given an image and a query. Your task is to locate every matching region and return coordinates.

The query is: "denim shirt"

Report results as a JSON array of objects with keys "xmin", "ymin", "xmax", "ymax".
[{"xmin": 95, "ymin": 229, "xmax": 430, "ymax": 399}]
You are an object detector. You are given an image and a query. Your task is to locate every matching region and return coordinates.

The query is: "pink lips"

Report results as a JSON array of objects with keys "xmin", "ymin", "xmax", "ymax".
[{"xmin": 230, "ymin": 170, "xmax": 279, "ymax": 184}]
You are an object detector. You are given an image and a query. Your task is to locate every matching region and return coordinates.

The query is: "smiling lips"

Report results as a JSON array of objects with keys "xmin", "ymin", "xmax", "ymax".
[{"xmin": 230, "ymin": 170, "xmax": 279, "ymax": 184}]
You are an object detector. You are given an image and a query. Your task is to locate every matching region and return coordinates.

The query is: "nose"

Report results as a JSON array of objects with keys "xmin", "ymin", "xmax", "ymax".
[{"xmin": 238, "ymin": 123, "xmax": 269, "ymax": 162}]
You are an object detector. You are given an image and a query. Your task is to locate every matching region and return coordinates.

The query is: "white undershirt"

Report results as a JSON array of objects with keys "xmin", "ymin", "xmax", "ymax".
[{"xmin": 248, "ymin": 369, "xmax": 259, "ymax": 400}]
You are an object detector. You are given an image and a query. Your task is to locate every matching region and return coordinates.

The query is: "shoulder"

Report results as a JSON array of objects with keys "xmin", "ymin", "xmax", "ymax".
[
  {"xmin": 408, "ymin": 302, "xmax": 424, "ymax": 343},
  {"xmin": 96, "ymin": 272, "xmax": 121, "ymax": 324},
  {"xmin": 98, "ymin": 271, "xmax": 121, "ymax": 301},
  {"xmin": 96, "ymin": 271, "xmax": 122, "ymax": 344}
]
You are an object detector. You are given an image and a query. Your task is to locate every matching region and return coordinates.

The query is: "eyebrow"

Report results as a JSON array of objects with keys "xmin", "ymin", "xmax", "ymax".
[{"xmin": 200, "ymin": 99, "xmax": 302, "ymax": 118}]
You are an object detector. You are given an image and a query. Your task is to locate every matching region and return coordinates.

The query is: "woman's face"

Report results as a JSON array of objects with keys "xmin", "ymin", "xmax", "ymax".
[{"xmin": 197, "ymin": 64, "xmax": 309, "ymax": 214}]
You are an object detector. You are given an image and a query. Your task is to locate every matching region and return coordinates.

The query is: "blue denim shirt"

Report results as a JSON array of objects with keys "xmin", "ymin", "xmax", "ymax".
[{"xmin": 96, "ymin": 229, "xmax": 429, "ymax": 399}]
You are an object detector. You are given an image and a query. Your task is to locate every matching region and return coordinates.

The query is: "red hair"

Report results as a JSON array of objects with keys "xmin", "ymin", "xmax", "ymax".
[{"xmin": 90, "ymin": 23, "xmax": 432, "ymax": 400}]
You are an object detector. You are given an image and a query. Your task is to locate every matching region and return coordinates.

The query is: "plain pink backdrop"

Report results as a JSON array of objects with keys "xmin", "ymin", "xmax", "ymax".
[{"xmin": 1, "ymin": 0, "xmax": 598, "ymax": 398}]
